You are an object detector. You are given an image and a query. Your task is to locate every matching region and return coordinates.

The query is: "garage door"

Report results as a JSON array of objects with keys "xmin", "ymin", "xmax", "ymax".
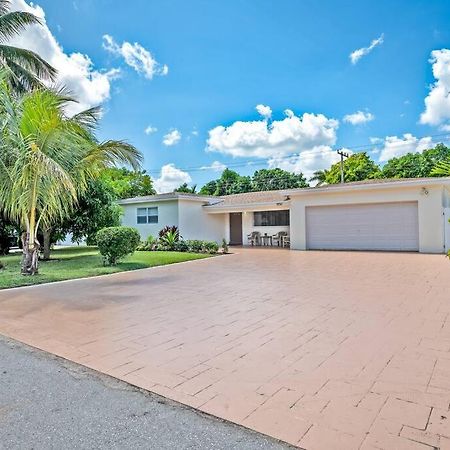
[{"xmin": 306, "ymin": 202, "xmax": 419, "ymax": 251}]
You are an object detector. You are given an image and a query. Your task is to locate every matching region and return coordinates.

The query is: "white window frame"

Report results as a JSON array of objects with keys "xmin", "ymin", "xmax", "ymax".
[{"xmin": 137, "ymin": 207, "xmax": 158, "ymax": 224}]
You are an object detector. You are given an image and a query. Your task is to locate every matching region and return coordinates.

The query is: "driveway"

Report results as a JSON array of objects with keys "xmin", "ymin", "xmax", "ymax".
[{"xmin": 0, "ymin": 248, "xmax": 449, "ymax": 449}]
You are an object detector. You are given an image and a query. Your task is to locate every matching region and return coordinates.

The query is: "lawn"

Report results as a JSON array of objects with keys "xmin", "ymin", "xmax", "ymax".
[{"xmin": 0, "ymin": 246, "xmax": 211, "ymax": 289}]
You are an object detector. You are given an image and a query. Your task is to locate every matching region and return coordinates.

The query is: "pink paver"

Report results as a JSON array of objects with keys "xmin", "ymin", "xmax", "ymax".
[{"xmin": 0, "ymin": 248, "xmax": 449, "ymax": 449}]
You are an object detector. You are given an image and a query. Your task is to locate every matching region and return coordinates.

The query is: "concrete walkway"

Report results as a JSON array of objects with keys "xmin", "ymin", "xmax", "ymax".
[
  {"xmin": 0, "ymin": 248, "xmax": 449, "ymax": 449},
  {"xmin": 0, "ymin": 335, "xmax": 289, "ymax": 449}
]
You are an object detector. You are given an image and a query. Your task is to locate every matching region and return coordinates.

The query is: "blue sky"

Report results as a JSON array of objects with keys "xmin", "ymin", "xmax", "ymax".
[{"xmin": 12, "ymin": 0, "xmax": 450, "ymax": 191}]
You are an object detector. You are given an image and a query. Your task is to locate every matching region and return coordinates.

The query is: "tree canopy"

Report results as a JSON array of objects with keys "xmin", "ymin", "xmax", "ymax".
[{"xmin": 101, "ymin": 167, "xmax": 155, "ymax": 199}]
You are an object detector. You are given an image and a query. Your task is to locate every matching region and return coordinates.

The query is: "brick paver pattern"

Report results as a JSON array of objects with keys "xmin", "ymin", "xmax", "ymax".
[{"xmin": 0, "ymin": 248, "xmax": 449, "ymax": 449}]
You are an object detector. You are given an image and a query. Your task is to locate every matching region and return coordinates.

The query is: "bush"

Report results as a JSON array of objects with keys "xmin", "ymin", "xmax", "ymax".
[
  {"xmin": 221, "ymin": 238, "xmax": 229, "ymax": 254},
  {"xmin": 204, "ymin": 241, "xmax": 219, "ymax": 254},
  {"xmin": 96, "ymin": 226, "xmax": 140, "ymax": 265},
  {"xmin": 186, "ymin": 239, "xmax": 203, "ymax": 253},
  {"xmin": 158, "ymin": 226, "xmax": 180, "ymax": 241},
  {"xmin": 174, "ymin": 240, "xmax": 189, "ymax": 252},
  {"xmin": 136, "ymin": 235, "xmax": 157, "ymax": 251},
  {"xmin": 185, "ymin": 239, "xmax": 219, "ymax": 254}
]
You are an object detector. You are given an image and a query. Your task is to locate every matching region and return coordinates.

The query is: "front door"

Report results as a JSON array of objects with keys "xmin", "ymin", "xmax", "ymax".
[{"xmin": 229, "ymin": 213, "xmax": 243, "ymax": 245}]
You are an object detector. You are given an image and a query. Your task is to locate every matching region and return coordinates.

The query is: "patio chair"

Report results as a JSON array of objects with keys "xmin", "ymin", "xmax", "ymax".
[
  {"xmin": 282, "ymin": 235, "xmax": 290, "ymax": 248},
  {"xmin": 272, "ymin": 231, "xmax": 288, "ymax": 247},
  {"xmin": 247, "ymin": 231, "xmax": 261, "ymax": 246}
]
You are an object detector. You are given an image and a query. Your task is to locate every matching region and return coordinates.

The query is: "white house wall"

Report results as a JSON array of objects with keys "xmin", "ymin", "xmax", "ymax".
[
  {"xmin": 290, "ymin": 185, "xmax": 446, "ymax": 253},
  {"xmin": 121, "ymin": 200, "xmax": 179, "ymax": 240},
  {"xmin": 177, "ymin": 200, "xmax": 227, "ymax": 242}
]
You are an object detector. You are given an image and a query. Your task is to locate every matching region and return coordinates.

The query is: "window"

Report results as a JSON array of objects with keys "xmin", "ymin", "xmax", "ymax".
[
  {"xmin": 137, "ymin": 207, "xmax": 158, "ymax": 224},
  {"xmin": 254, "ymin": 210, "xmax": 289, "ymax": 226}
]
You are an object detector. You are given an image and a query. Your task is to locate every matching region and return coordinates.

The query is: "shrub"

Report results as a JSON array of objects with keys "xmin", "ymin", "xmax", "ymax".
[
  {"xmin": 185, "ymin": 239, "xmax": 219, "ymax": 254},
  {"xmin": 158, "ymin": 226, "xmax": 180, "ymax": 241},
  {"xmin": 186, "ymin": 239, "xmax": 203, "ymax": 253},
  {"xmin": 174, "ymin": 240, "xmax": 189, "ymax": 252},
  {"xmin": 204, "ymin": 241, "xmax": 219, "ymax": 254},
  {"xmin": 221, "ymin": 238, "xmax": 229, "ymax": 254},
  {"xmin": 159, "ymin": 230, "xmax": 179, "ymax": 250},
  {"xmin": 136, "ymin": 235, "xmax": 157, "ymax": 251},
  {"xmin": 96, "ymin": 226, "xmax": 140, "ymax": 265}
]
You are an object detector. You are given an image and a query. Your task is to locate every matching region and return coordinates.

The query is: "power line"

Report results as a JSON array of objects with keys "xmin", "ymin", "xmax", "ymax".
[{"xmin": 142, "ymin": 132, "xmax": 450, "ymax": 175}]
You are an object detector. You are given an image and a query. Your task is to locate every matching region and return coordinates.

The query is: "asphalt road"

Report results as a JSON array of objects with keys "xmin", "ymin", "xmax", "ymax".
[{"xmin": 0, "ymin": 335, "xmax": 290, "ymax": 450}]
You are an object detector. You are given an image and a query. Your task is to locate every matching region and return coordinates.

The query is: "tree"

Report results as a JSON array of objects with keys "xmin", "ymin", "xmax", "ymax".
[
  {"xmin": 323, "ymin": 152, "xmax": 381, "ymax": 184},
  {"xmin": 382, "ymin": 144, "xmax": 450, "ymax": 179},
  {"xmin": 48, "ymin": 179, "xmax": 121, "ymax": 258},
  {"xmin": 199, "ymin": 179, "xmax": 218, "ymax": 196},
  {"xmin": 309, "ymin": 169, "xmax": 328, "ymax": 186},
  {"xmin": 101, "ymin": 167, "xmax": 155, "ymax": 199},
  {"xmin": 252, "ymin": 168, "xmax": 308, "ymax": 191},
  {"xmin": 0, "ymin": 0, "xmax": 56, "ymax": 91},
  {"xmin": 0, "ymin": 80, "xmax": 142, "ymax": 275},
  {"xmin": 175, "ymin": 182, "xmax": 197, "ymax": 193}
]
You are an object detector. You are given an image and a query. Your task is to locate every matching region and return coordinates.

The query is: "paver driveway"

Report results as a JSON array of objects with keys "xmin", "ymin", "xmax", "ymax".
[{"xmin": 0, "ymin": 248, "xmax": 449, "ymax": 449}]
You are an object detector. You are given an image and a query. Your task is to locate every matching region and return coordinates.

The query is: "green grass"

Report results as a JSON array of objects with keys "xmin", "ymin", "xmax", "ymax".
[{"xmin": 0, "ymin": 246, "xmax": 211, "ymax": 289}]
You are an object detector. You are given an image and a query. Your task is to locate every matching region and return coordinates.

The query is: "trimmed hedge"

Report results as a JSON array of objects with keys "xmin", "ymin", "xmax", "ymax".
[{"xmin": 96, "ymin": 226, "xmax": 140, "ymax": 265}]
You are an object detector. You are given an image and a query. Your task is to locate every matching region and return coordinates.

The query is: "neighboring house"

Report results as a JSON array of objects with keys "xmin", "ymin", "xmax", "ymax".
[{"xmin": 119, "ymin": 177, "xmax": 450, "ymax": 253}]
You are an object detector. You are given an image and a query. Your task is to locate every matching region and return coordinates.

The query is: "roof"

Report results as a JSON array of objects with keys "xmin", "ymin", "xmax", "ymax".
[
  {"xmin": 118, "ymin": 177, "xmax": 450, "ymax": 207},
  {"xmin": 117, "ymin": 192, "xmax": 215, "ymax": 205}
]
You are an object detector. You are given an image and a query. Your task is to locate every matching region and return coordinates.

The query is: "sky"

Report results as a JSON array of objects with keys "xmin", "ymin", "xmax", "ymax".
[{"xmin": 9, "ymin": 0, "xmax": 450, "ymax": 191}]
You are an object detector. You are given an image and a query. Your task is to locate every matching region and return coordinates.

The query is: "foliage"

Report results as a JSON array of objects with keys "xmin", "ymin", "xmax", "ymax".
[
  {"xmin": 173, "ymin": 240, "xmax": 189, "ymax": 252},
  {"xmin": 252, "ymin": 168, "xmax": 308, "ymax": 191},
  {"xmin": 0, "ymin": 78, "xmax": 142, "ymax": 275},
  {"xmin": 0, "ymin": 215, "xmax": 16, "ymax": 255},
  {"xmin": 175, "ymin": 183, "xmax": 197, "ymax": 193},
  {"xmin": 382, "ymin": 144, "xmax": 450, "ymax": 179},
  {"xmin": 158, "ymin": 230, "xmax": 179, "ymax": 250},
  {"xmin": 199, "ymin": 179, "xmax": 218, "ymax": 195},
  {"xmin": 158, "ymin": 225, "xmax": 180, "ymax": 240},
  {"xmin": 0, "ymin": 246, "xmax": 210, "ymax": 289},
  {"xmin": 185, "ymin": 239, "xmax": 219, "ymax": 254},
  {"xmin": 101, "ymin": 167, "xmax": 155, "ymax": 199},
  {"xmin": 324, "ymin": 152, "xmax": 381, "ymax": 184},
  {"xmin": 309, "ymin": 169, "xmax": 329, "ymax": 186},
  {"xmin": 54, "ymin": 179, "xmax": 121, "ymax": 245},
  {"xmin": 136, "ymin": 235, "xmax": 157, "ymax": 251},
  {"xmin": 95, "ymin": 226, "xmax": 140, "ymax": 265},
  {"xmin": 0, "ymin": 0, "xmax": 56, "ymax": 92},
  {"xmin": 221, "ymin": 238, "xmax": 229, "ymax": 254}
]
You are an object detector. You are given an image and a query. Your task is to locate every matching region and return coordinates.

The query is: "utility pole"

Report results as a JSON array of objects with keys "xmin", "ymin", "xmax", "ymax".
[{"xmin": 337, "ymin": 149, "xmax": 349, "ymax": 184}]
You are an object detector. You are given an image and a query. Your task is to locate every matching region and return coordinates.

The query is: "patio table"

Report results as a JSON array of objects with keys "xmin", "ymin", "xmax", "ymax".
[{"xmin": 261, "ymin": 234, "xmax": 272, "ymax": 246}]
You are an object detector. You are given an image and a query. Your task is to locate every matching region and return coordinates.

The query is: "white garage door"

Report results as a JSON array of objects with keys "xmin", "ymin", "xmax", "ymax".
[{"xmin": 306, "ymin": 202, "xmax": 419, "ymax": 251}]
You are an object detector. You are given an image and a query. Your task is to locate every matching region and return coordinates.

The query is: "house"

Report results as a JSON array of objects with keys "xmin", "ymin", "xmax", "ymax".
[{"xmin": 119, "ymin": 177, "xmax": 450, "ymax": 253}]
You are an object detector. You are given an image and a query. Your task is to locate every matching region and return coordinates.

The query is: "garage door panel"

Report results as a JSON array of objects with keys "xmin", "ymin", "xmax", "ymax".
[{"xmin": 306, "ymin": 202, "xmax": 419, "ymax": 251}]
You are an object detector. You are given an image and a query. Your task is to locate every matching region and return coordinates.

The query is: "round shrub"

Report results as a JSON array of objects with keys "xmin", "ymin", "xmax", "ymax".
[{"xmin": 96, "ymin": 226, "xmax": 140, "ymax": 265}]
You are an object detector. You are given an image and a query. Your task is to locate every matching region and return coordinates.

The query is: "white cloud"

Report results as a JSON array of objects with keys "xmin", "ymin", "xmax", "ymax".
[
  {"xmin": 350, "ymin": 34, "xmax": 384, "ymax": 64},
  {"xmin": 103, "ymin": 34, "xmax": 168, "ymax": 80},
  {"xmin": 144, "ymin": 125, "xmax": 157, "ymax": 135},
  {"xmin": 420, "ymin": 49, "xmax": 450, "ymax": 129},
  {"xmin": 343, "ymin": 110, "xmax": 374, "ymax": 125},
  {"xmin": 200, "ymin": 161, "xmax": 226, "ymax": 172},
  {"xmin": 370, "ymin": 137, "xmax": 383, "ymax": 144},
  {"xmin": 207, "ymin": 107, "xmax": 339, "ymax": 159},
  {"xmin": 8, "ymin": 0, "xmax": 119, "ymax": 115},
  {"xmin": 268, "ymin": 146, "xmax": 341, "ymax": 181},
  {"xmin": 162, "ymin": 129, "xmax": 182, "ymax": 146},
  {"xmin": 256, "ymin": 104, "xmax": 272, "ymax": 119},
  {"xmin": 191, "ymin": 130, "xmax": 199, "ymax": 136},
  {"xmin": 378, "ymin": 133, "xmax": 434, "ymax": 162},
  {"xmin": 154, "ymin": 164, "xmax": 191, "ymax": 193}
]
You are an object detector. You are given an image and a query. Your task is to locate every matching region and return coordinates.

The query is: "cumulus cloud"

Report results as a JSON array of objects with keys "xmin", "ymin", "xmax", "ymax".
[
  {"xmin": 103, "ymin": 34, "xmax": 168, "ymax": 80},
  {"xmin": 154, "ymin": 164, "xmax": 191, "ymax": 193},
  {"xmin": 343, "ymin": 110, "xmax": 374, "ymax": 125},
  {"xmin": 200, "ymin": 161, "xmax": 227, "ymax": 172},
  {"xmin": 256, "ymin": 104, "xmax": 272, "ymax": 119},
  {"xmin": 268, "ymin": 146, "xmax": 342, "ymax": 181},
  {"xmin": 8, "ymin": 0, "xmax": 119, "ymax": 114},
  {"xmin": 207, "ymin": 107, "xmax": 338, "ymax": 159},
  {"xmin": 378, "ymin": 133, "xmax": 434, "ymax": 162},
  {"xmin": 162, "ymin": 129, "xmax": 181, "ymax": 146},
  {"xmin": 144, "ymin": 125, "xmax": 157, "ymax": 135},
  {"xmin": 350, "ymin": 34, "xmax": 384, "ymax": 64},
  {"xmin": 420, "ymin": 49, "xmax": 450, "ymax": 129}
]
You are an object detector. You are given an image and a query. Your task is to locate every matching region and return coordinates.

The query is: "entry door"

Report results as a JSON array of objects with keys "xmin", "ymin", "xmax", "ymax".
[
  {"xmin": 305, "ymin": 202, "xmax": 419, "ymax": 251},
  {"xmin": 229, "ymin": 213, "xmax": 243, "ymax": 245}
]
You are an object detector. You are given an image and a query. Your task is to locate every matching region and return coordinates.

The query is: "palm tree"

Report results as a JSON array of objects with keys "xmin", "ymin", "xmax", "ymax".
[
  {"xmin": 0, "ymin": 77, "xmax": 142, "ymax": 275},
  {"xmin": 309, "ymin": 169, "xmax": 328, "ymax": 186},
  {"xmin": 0, "ymin": 0, "xmax": 56, "ymax": 91},
  {"xmin": 431, "ymin": 159, "xmax": 450, "ymax": 177}
]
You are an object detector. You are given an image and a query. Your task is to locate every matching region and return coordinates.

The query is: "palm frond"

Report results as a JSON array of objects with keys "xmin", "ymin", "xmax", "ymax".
[
  {"xmin": 71, "ymin": 106, "xmax": 102, "ymax": 131},
  {"xmin": 431, "ymin": 160, "xmax": 450, "ymax": 177},
  {"xmin": 0, "ymin": 11, "xmax": 42, "ymax": 42},
  {"xmin": 0, "ymin": 44, "xmax": 56, "ymax": 82},
  {"xmin": 0, "ymin": 1, "xmax": 11, "ymax": 16}
]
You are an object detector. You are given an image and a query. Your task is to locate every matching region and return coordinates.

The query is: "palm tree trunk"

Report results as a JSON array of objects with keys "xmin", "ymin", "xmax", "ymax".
[
  {"xmin": 21, "ymin": 231, "xmax": 39, "ymax": 275},
  {"xmin": 42, "ymin": 228, "xmax": 51, "ymax": 260}
]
